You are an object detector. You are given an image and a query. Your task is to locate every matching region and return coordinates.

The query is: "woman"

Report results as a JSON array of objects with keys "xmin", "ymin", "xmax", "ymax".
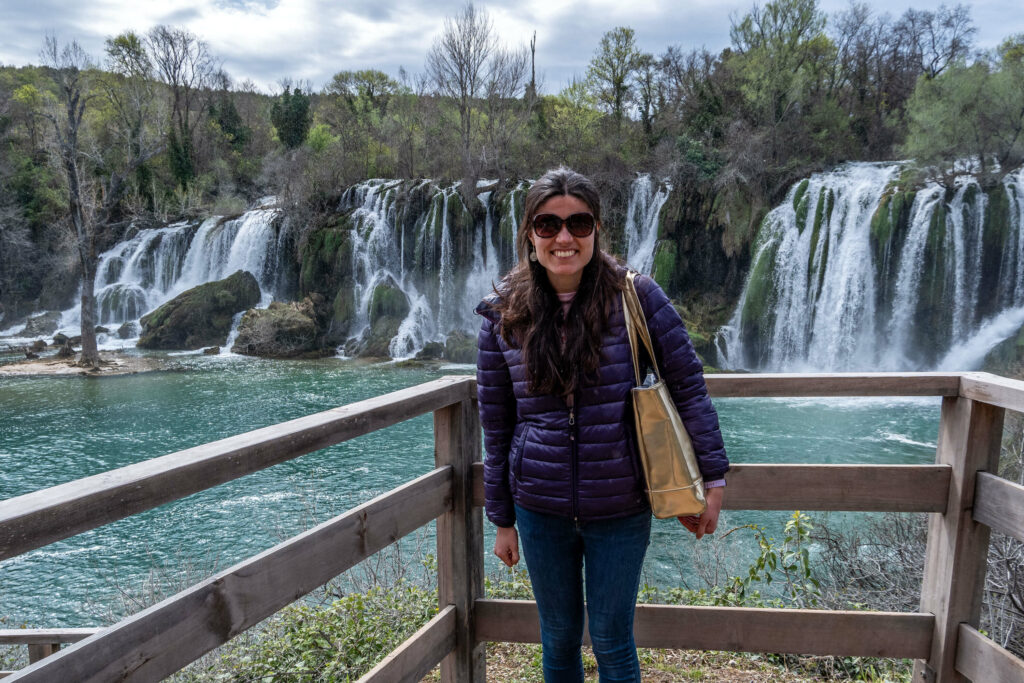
[{"xmin": 475, "ymin": 168, "xmax": 728, "ymax": 682}]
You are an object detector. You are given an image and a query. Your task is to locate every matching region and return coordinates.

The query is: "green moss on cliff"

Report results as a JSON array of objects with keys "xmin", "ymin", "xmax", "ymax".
[
  {"xmin": 793, "ymin": 179, "xmax": 811, "ymax": 231},
  {"xmin": 651, "ymin": 241, "xmax": 676, "ymax": 291}
]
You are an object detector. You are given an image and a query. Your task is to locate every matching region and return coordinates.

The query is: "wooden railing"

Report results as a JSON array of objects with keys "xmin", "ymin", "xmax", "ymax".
[{"xmin": 1, "ymin": 372, "xmax": 1022, "ymax": 682}]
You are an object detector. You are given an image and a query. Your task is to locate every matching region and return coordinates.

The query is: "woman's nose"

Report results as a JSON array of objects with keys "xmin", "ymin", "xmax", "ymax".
[{"xmin": 555, "ymin": 225, "xmax": 574, "ymax": 242}]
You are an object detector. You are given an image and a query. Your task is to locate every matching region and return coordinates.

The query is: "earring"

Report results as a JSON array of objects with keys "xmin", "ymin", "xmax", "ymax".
[{"xmin": 529, "ymin": 250, "xmax": 538, "ymax": 262}]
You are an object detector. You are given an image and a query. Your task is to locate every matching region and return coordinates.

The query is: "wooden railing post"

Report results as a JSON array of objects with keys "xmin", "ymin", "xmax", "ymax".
[
  {"xmin": 26, "ymin": 644, "xmax": 58, "ymax": 664},
  {"xmin": 434, "ymin": 397, "xmax": 485, "ymax": 682},
  {"xmin": 915, "ymin": 396, "xmax": 1004, "ymax": 682}
]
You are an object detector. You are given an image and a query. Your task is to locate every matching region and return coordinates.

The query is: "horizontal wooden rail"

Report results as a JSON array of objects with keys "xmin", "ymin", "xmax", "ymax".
[
  {"xmin": 475, "ymin": 600, "xmax": 933, "ymax": 658},
  {"xmin": 974, "ymin": 472, "xmax": 1024, "ymax": 543},
  {"xmin": 5, "ymin": 468, "xmax": 452, "ymax": 682},
  {"xmin": 955, "ymin": 624, "xmax": 1024, "ymax": 682},
  {"xmin": 959, "ymin": 372, "xmax": 1024, "ymax": 413},
  {"xmin": 471, "ymin": 463, "xmax": 950, "ymax": 512},
  {"xmin": 0, "ymin": 375, "xmax": 474, "ymax": 561},
  {"xmin": 356, "ymin": 605, "xmax": 456, "ymax": 683},
  {"xmin": 0, "ymin": 630, "xmax": 98, "ymax": 645},
  {"xmin": 705, "ymin": 372, "xmax": 961, "ymax": 398}
]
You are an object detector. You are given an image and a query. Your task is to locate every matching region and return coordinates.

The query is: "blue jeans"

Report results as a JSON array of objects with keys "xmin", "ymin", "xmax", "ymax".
[{"xmin": 515, "ymin": 504, "xmax": 651, "ymax": 683}]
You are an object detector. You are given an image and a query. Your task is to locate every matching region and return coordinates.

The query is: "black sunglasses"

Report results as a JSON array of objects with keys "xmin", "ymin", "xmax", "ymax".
[{"xmin": 531, "ymin": 212, "xmax": 596, "ymax": 238}]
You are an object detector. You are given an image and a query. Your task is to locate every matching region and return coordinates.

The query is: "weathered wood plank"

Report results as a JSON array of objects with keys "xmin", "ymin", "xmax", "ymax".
[
  {"xmin": 435, "ymin": 400, "xmax": 485, "ymax": 682},
  {"xmin": 724, "ymin": 464, "xmax": 949, "ymax": 511},
  {"xmin": 3, "ymin": 468, "xmax": 451, "ymax": 683},
  {"xmin": 705, "ymin": 372, "xmax": 961, "ymax": 398},
  {"xmin": 25, "ymin": 645, "xmax": 57, "ymax": 665},
  {"xmin": 0, "ymin": 630, "xmax": 98, "ymax": 644},
  {"xmin": 915, "ymin": 397, "xmax": 1004, "ymax": 683},
  {"xmin": 471, "ymin": 463, "xmax": 949, "ymax": 512},
  {"xmin": 0, "ymin": 375, "xmax": 474, "ymax": 561},
  {"xmin": 959, "ymin": 372, "xmax": 1024, "ymax": 413},
  {"xmin": 974, "ymin": 473, "xmax": 1024, "ymax": 543},
  {"xmin": 475, "ymin": 600, "xmax": 933, "ymax": 658},
  {"xmin": 356, "ymin": 605, "xmax": 455, "ymax": 683},
  {"xmin": 955, "ymin": 624, "xmax": 1024, "ymax": 683}
]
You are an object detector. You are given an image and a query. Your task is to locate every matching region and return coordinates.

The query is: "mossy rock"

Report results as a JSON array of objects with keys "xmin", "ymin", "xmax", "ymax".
[
  {"xmin": 793, "ymin": 179, "xmax": 811, "ymax": 232},
  {"xmin": 370, "ymin": 280, "xmax": 411, "ymax": 325},
  {"xmin": 983, "ymin": 323, "xmax": 1024, "ymax": 375},
  {"xmin": 651, "ymin": 241, "xmax": 677, "ymax": 292},
  {"xmin": 978, "ymin": 184, "xmax": 1012, "ymax": 320},
  {"xmin": 443, "ymin": 330, "xmax": 477, "ymax": 364},
  {"xmin": 22, "ymin": 311, "xmax": 61, "ymax": 337},
  {"xmin": 738, "ymin": 236, "xmax": 781, "ymax": 366},
  {"xmin": 231, "ymin": 298, "xmax": 325, "ymax": 359},
  {"xmin": 415, "ymin": 341, "xmax": 445, "ymax": 360},
  {"xmin": 138, "ymin": 270, "xmax": 261, "ymax": 350},
  {"xmin": 299, "ymin": 217, "xmax": 354, "ymax": 301}
]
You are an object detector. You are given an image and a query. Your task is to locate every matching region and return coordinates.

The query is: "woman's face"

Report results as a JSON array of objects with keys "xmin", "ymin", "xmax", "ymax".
[{"xmin": 528, "ymin": 194, "xmax": 597, "ymax": 294}]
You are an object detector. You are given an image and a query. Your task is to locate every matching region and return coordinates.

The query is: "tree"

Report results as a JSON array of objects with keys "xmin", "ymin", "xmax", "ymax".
[
  {"xmin": 270, "ymin": 85, "xmax": 311, "ymax": 149},
  {"xmin": 586, "ymin": 26, "xmax": 642, "ymax": 127},
  {"xmin": 903, "ymin": 36, "xmax": 1024, "ymax": 182},
  {"xmin": 426, "ymin": 2, "xmax": 495, "ymax": 175},
  {"xmin": 146, "ymin": 25, "xmax": 217, "ymax": 189},
  {"xmin": 102, "ymin": 31, "xmax": 160, "ymax": 211},
  {"xmin": 40, "ymin": 37, "xmax": 162, "ymax": 366},
  {"xmin": 482, "ymin": 45, "xmax": 531, "ymax": 179}
]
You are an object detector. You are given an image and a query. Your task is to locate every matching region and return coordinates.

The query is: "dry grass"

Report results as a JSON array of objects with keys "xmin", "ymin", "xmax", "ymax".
[{"xmin": 423, "ymin": 644, "xmax": 819, "ymax": 682}]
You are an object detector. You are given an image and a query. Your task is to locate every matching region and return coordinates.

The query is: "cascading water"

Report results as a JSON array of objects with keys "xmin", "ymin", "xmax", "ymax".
[
  {"xmin": 57, "ymin": 206, "xmax": 283, "ymax": 344},
  {"xmin": 719, "ymin": 163, "xmax": 1024, "ymax": 371},
  {"xmin": 623, "ymin": 174, "xmax": 671, "ymax": 275}
]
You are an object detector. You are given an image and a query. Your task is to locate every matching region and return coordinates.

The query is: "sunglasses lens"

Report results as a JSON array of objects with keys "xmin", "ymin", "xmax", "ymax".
[
  {"xmin": 532, "ymin": 214, "xmax": 561, "ymax": 238},
  {"xmin": 567, "ymin": 213, "xmax": 595, "ymax": 236},
  {"xmin": 532, "ymin": 213, "xmax": 595, "ymax": 238}
]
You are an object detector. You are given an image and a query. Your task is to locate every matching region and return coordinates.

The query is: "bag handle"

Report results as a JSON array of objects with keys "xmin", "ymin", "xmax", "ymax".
[{"xmin": 621, "ymin": 271, "xmax": 662, "ymax": 386}]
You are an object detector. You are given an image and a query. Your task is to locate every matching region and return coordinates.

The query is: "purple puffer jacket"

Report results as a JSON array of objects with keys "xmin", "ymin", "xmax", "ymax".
[{"xmin": 475, "ymin": 270, "xmax": 729, "ymax": 528}]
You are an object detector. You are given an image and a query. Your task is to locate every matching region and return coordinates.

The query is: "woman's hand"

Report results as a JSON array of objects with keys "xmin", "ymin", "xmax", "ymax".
[
  {"xmin": 494, "ymin": 525, "xmax": 520, "ymax": 567},
  {"xmin": 678, "ymin": 486, "xmax": 724, "ymax": 539}
]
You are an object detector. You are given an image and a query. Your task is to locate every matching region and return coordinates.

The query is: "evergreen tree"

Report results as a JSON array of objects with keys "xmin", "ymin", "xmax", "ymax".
[{"xmin": 271, "ymin": 86, "xmax": 311, "ymax": 149}]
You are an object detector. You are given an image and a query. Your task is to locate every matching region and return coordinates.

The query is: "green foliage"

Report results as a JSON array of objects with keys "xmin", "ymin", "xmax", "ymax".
[
  {"xmin": 181, "ymin": 581, "xmax": 437, "ymax": 682},
  {"xmin": 271, "ymin": 86, "xmax": 312, "ymax": 149},
  {"xmin": 903, "ymin": 43, "xmax": 1024, "ymax": 180},
  {"xmin": 586, "ymin": 26, "xmax": 642, "ymax": 124},
  {"xmin": 720, "ymin": 511, "xmax": 821, "ymax": 608},
  {"xmin": 306, "ymin": 123, "xmax": 339, "ymax": 155}
]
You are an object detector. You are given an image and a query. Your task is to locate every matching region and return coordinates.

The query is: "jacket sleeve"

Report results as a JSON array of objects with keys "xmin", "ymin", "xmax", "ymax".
[
  {"xmin": 476, "ymin": 316, "xmax": 518, "ymax": 526},
  {"xmin": 634, "ymin": 275, "xmax": 730, "ymax": 481}
]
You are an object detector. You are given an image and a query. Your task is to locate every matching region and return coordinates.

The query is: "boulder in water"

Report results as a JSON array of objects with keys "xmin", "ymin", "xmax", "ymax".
[
  {"xmin": 202, "ymin": 346, "xmax": 221, "ymax": 355},
  {"xmin": 415, "ymin": 341, "xmax": 445, "ymax": 360},
  {"xmin": 138, "ymin": 270, "xmax": 261, "ymax": 350},
  {"xmin": 23, "ymin": 311, "xmax": 61, "ymax": 337},
  {"xmin": 356, "ymin": 279, "xmax": 410, "ymax": 358},
  {"xmin": 53, "ymin": 333, "xmax": 69, "ymax": 346},
  {"xmin": 444, "ymin": 330, "xmax": 476, "ymax": 364},
  {"xmin": 231, "ymin": 297, "xmax": 327, "ymax": 358},
  {"xmin": 30, "ymin": 339, "xmax": 46, "ymax": 352},
  {"xmin": 117, "ymin": 321, "xmax": 139, "ymax": 339}
]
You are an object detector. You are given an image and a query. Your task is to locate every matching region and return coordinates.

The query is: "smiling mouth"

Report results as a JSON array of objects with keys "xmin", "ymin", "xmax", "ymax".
[{"xmin": 552, "ymin": 250, "xmax": 578, "ymax": 258}]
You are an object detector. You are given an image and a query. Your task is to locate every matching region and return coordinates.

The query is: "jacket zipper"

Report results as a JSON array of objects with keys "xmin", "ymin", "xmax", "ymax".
[{"xmin": 569, "ymin": 396, "xmax": 579, "ymax": 523}]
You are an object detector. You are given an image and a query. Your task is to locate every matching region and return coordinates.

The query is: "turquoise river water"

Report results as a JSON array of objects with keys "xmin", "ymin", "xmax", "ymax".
[{"xmin": 0, "ymin": 351, "xmax": 941, "ymax": 628}]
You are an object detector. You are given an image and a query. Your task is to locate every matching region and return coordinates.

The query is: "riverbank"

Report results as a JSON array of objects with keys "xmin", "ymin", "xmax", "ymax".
[{"xmin": 0, "ymin": 352, "xmax": 172, "ymax": 377}]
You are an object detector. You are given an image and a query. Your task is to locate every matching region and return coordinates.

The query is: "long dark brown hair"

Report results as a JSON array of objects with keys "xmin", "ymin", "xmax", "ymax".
[{"xmin": 494, "ymin": 167, "xmax": 623, "ymax": 397}]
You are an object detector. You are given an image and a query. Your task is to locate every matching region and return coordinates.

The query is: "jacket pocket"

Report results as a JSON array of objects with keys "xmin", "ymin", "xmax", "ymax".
[{"xmin": 512, "ymin": 424, "xmax": 531, "ymax": 483}]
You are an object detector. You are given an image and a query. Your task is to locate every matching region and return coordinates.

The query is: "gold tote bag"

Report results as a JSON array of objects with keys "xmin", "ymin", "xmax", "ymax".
[{"xmin": 622, "ymin": 271, "xmax": 706, "ymax": 518}]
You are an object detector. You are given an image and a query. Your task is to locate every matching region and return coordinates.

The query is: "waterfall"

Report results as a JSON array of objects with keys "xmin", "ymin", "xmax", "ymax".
[
  {"xmin": 720, "ymin": 163, "xmax": 1024, "ymax": 371},
  {"xmin": 57, "ymin": 206, "xmax": 283, "ymax": 342},
  {"xmin": 462, "ymin": 188, "xmax": 501, "ymax": 324},
  {"xmin": 623, "ymin": 174, "xmax": 671, "ymax": 275}
]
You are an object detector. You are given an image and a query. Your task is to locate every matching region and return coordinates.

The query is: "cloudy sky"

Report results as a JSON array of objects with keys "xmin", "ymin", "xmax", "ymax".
[{"xmin": 2, "ymin": 0, "xmax": 1023, "ymax": 93}]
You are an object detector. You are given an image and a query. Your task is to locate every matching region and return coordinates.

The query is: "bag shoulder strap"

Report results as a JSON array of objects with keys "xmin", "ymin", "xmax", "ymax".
[{"xmin": 622, "ymin": 270, "xmax": 662, "ymax": 386}]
